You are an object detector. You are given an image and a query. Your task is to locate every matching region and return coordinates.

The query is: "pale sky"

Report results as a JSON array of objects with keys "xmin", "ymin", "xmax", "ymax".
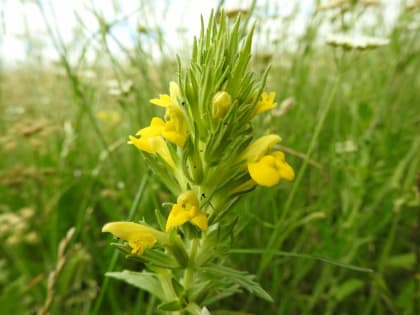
[{"xmin": 0, "ymin": 0, "xmax": 402, "ymax": 67}]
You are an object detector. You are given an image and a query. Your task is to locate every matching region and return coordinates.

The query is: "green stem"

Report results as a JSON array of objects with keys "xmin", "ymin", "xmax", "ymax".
[
  {"xmin": 158, "ymin": 273, "xmax": 181, "ymax": 315},
  {"xmin": 183, "ymin": 239, "xmax": 200, "ymax": 291},
  {"xmin": 159, "ymin": 273, "xmax": 177, "ymax": 299},
  {"xmin": 179, "ymin": 239, "xmax": 200, "ymax": 315}
]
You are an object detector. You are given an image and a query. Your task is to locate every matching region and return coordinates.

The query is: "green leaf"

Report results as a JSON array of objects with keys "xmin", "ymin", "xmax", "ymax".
[
  {"xmin": 154, "ymin": 208, "xmax": 167, "ymax": 231},
  {"xmin": 384, "ymin": 253, "xmax": 416, "ymax": 269},
  {"xmin": 141, "ymin": 248, "xmax": 180, "ymax": 269},
  {"xmin": 115, "ymin": 244, "xmax": 180, "ymax": 270},
  {"xmin": 0, "ymin": 278, "xmax": 30, "ymax": 315},
  {"xmin": 185, "ymin": 303, "xmax": 206, "ymax": 315},
  {"xmin": 187, "ymin": 279, "xmax": 213, "ymax": 302},
  {"xmin": 229, "ymin": 248, "xmax": 374, "ymax": 273},
  {"xmin": 106, "ymin": 270, "xmax": 165, "ymax": 300},
  {"xmin": 167, "ymin": 233, "xmax": 189, "ymax": 267},
  {"xmin": 212, "ymin": 311, "xmax": 254, "ymax": 315},
  {"xmin": 158, "ymin": 300, "xmax": 184, "ymax": 311},
  {"xmin": 334, "ymin": 278, "xmax": 364, "ymax": 301},
  {"xmin": 201, "ymin": 265, "xmax": 273, "ymax": 302},
  {"xmin": 172, "ymin": 277, "xmax": 185, "ymax": 296},
  {"xmin": 203, "ymin": 284, "xmax": 242, "ymax": 305}
]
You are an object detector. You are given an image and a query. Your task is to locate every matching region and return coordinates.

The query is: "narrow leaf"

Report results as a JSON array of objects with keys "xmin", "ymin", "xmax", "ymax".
[
  {"xmin": 158, "ymin": 300, "xmax": 184, "ymax": 311},
  {"xmin": 230, "ymin": 249, "xmax": 374, "ymax": 273},
  {"xmin": 201, "ymin": 265, "xmax": 273, "ymax": 302},
  {"xmin": 106, "ymin": 270, "xmax": 165, "ymax": 300},
  {"xmin": 334, "ymin": 278, "xmax": 364, "ymax": 301}
]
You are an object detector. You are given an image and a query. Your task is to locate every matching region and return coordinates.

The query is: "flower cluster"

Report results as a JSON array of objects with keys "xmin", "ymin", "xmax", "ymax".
[{"xmin": 102, "ymin": 11, "xmax": 294, "ymax": 313}]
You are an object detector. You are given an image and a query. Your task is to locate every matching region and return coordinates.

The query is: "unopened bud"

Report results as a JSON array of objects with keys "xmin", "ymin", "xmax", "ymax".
[{"xmin": 212, "ymin": 91, "xmax": 232, "ymax": 119}]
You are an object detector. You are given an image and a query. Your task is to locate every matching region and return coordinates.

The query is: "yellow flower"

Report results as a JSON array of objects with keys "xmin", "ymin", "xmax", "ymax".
[
  {"xmin": 166, "ymin": 191, "xmax": 208, "ymax": 232},
  {"xmin": 163, "ymin": 106, "xmax": 188, "ymax": 147},
  {"xmin": 150, "ymin": 81, "xmax": 180, "ymax": 107},
  {"xmin": 241, "ymin": 134, "xmax": 281, "ymax": 162},
  {"xmin": 241, "ymin": 135, "xmax": 294, "ymax": 187},
  {"xmin": 128, "ymin": 117, "xmax": 175, "ymax": 167},
  {"xmin": 248, "ymin": 151, "xmax": 294, "ymax": 187},
  {"xmin": 253, "ymin": 91, "xmax": 277, "ymax": 116},
  {"xmin": 150, "ymin": 82, "xmax": 188, "ymax": 147},
  {"xmin": 212, "ymin": 91, "xmax": 232, "ymax": 119},
  {"xmin": 102, "ymin": 221, "xmax": 163, "ymax": 255}
]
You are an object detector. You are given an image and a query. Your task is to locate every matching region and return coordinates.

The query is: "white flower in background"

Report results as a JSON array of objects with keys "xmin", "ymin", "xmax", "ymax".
[
  {"xmin": 200, "ymin": 307, "xmax": 211, "ymax": 315},
  {"xmin": 317, "ymin": 0, "xmax": 381, "ymax": 11},
  {"xmin": 78, "ymin": 69, "xmax": 97, "ymax": 81},
  {"xmin": 60, "ymin": 120, "xmax": 76, "ymax": 160},
  {"xmin": 0, "ymin": 208, "xmax": 39, "ymax": 246},
  {"xmin": 406, "ymin": 0, "xmax": 420, "ymax": 10},
  {"xmin": 406, "ymin": 20, "xmax": 420, "ymax": 31},
  {"xmin": 106, "ymin": 79, "xmax": 133, "ymax": 96},
  {"xmin": 335, "ymin": 140, "xmax": 357, "ymax": 154},
  {"xmin": 5, "ymin": 106, "xmax": 25, "ymax": 116},
  {"xmin": 317, "ymin": 0, "xmax": 350, "ymax": 10},
  {"xmin": 326, "ymin": 33, "xmax": 389, "ymax": 50},
  {"xmin": 73, "ymin": 170, "xmax": 82, "ymax": 177}
]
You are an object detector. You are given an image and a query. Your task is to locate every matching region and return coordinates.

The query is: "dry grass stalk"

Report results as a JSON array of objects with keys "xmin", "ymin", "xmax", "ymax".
[{"xmin": 37, "ymin": 227, "xmax": 76, "ymax": 315}]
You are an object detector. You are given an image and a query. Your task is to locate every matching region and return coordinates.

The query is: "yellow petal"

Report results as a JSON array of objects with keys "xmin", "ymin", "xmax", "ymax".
[
  {"xmin": 152, "ymin": 137, "xmax": 175, "ymax": 167},
  {"xmin": 150, "ymin": 94, "xmax": 172, "ymax": 107},
  {"xmin": 253, "ymin": 91, "xmax": 277, "ymax": 116},
  {"xmin": 241, "ymin": 134, "xmax": 281, "ymax": 162},
  {"xmin": 165, "ymin": 191, "xmax": 208, "ymax": 232},
  {"xmin": 150, "ymin": 82, "xmax": 180, "ymax": 108},
  {"xmin": 162, "ymin": 127, "xmax": 186, "ymax": 147},
  {"xmin": 102, "ymin": 221, "xmax": 155, "ymax": 240},
  {"xmin": 129, "ymin": 135, "xmax": 174, "ymax": 167},
  {"xmin": 128, "ymin": 135, "xmax": 154, "ymax": 153},
  {"xmin": 176, "ymin": 191, "xmax": 199, "ymax": 210},
  {"xmin": 190, "ymin": 212, "xmax": 208, "ymax": 231},
  {"xmin": 272, "ymin": 150, "xmax": 285, "ymax": 160},
  {"xmin": 169, "ymin": 81, "xmax": 180, "ymax": 106},
  {"xmin": 166, "ymin": 204, "xmax": 191, "ymax": 232},
  {"xmin": 130, "ymin": 117, "xmax": 165, "ymax": 150},
  {"xmin": 128, "ymin": 234, "xmax": 157, "ymax": 255},
  {"xmin": 165, "ymin": 106, "xmax": 186, "ymax": 130},
  {"xmin": 247, "ymin": 151, "xmax": 294, "ymax": 187},
  {"xmin": 248, "ymin": 155, "xmax": 281, "ymax": 187},
  {"xmin": 128, "ymin": 117, "xmax": 175, "ymax": 167},
  {"xmin": 163, "ymin": 106, "xmax": 188, "ymax": 147},
  {"xmin": 272, "ymin": 151, "xmax": 295, "ymax": 181},
  {"xmin": 136, "ymin": 117, "xmax": 165, "ymax": 136},
  {"xmin": 102, "ymin": 221, "xmax": 158, "ymax": 255}
]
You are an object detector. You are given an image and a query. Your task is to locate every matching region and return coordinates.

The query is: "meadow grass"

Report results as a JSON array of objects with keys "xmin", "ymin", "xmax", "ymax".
[{"xmin": 0, "ymin": 2, "xmax": 419, "ymax": 314}]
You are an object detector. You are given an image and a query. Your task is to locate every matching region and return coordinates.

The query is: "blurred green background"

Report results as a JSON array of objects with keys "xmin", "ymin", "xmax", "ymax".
[{"xmin": 0, "ymin": 0, "xmax": 419, "ymax": 314}]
